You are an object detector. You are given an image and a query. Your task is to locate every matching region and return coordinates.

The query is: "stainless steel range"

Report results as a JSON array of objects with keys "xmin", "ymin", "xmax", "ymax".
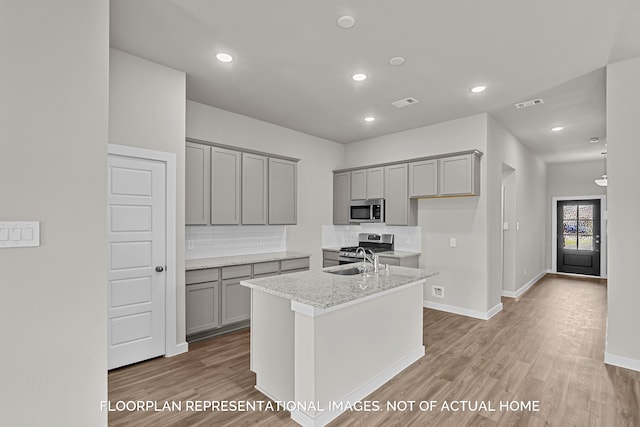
[{"xmin": 338, "ymin": 233, "xmax": 394, "ymax": 264}]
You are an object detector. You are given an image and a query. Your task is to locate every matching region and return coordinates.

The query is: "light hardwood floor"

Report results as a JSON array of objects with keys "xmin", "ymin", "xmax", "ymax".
[{"xmin": 108, "ymin": 274, "xmax": 640, "ymax": 426}]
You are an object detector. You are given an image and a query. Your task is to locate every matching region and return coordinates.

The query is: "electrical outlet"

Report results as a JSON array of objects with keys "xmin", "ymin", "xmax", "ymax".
[
  {"xmin": 449, "ymin": 237, "xmax": 457, "ymax": 248},
  {"xmin": 431, "ymin": 285, "xmax": 445, "ymax": 299}
]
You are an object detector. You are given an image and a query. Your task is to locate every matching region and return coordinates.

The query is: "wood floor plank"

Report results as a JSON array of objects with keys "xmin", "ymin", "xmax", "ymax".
[{"xmin": 108, "ymin": 274, "xmax": 640, "ymax": 426}]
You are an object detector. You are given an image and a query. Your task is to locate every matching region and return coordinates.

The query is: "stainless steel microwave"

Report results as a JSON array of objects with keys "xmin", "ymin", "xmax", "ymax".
[{"xmin": 349, "ymin": 199, "xmax": 385, "ymax": 223}]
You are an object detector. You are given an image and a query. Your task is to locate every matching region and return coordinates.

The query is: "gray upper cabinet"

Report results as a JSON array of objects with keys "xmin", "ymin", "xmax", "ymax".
[
  {"xmin": 439, "ymin": 153, "xmax": 480, "ymax": 196},
  {"xmin": 242, "ymin": 153, "xmax": 268, "ymax": 224},
  {"xmin": 185, "ymin": 142, "xmax": 211, "ymax": 225},
  {"xmin": 409, "ymin": 159, "xmax": 437, "ymax": 198},
  {"xmin": 366, "ymin": 167, "xmax": 384, "ymax": 199},
  {"xmin": 385, "ymin": 164, "xmax": 414, "ymax": 225},
  {"xmin": 211, "ymin": 147, "xmax": 242, "ymax": 224},
  {"xmin": 333, "ymin": 171, "xmax": 350, "ymax": 225},
  {"xmin": 350, "ymin": 169, "xmax": 367, "ymax": 200},
  {"xmin": 268, "ymin": 158, "xmax": 296, "ymax": 225}
]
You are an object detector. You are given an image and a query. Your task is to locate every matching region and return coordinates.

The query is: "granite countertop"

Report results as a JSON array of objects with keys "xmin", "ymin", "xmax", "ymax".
[
  {"xmin": 185, "ymin": 251, "xmax": 311, "ymax": 270},
  {"xmin": 241, "ymin": 264, "xmax": 437, "ymax": 309},
  {"xmin": 322, "ymin": 247, "xmax": 421, "ymax": 259}
]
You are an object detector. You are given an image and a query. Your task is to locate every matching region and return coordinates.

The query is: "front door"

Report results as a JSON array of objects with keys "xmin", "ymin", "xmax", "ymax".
[
  {"xmin": 107, "ymin": 155, "xmax": 166, "ymax": 369},
  {"xmin": 557, "ymin": 199, "xmax": 601, "ymax": 276}
]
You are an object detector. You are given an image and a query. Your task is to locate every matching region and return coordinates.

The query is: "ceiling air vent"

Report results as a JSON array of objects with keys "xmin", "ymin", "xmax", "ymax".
[
  {"xmin": 391, "ymin": 97, "xmax": 419, "ymax": 108},
  {"xmin": 515, "ymin": 98, "xmax": 544, "ymax": 109}
]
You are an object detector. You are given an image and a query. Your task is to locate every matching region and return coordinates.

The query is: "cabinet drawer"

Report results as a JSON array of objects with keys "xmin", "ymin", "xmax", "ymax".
[
  {"xmin": 322, "ymin": 250, "xmax": 340, "ymax": 262},
  {"xmin": 253, "ymin": 261, "xmax": 279, "ymax": 276},
  {"xmin": 222, "ymin": 264, "xmax": 252, "ymax": 279},
  {"xmin": 186, "ymin": 268, "xmax": 219, "ymax": 285},
  {"xmin": 280, "ymin": 257, "xmax": 310, "ymax": 272}
]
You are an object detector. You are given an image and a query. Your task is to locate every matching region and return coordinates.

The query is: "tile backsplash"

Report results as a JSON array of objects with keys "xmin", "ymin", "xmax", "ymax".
[
  {"xmin": 186, "ymin": 225, "xmax": 286, "ymax": 259},
  {"xmin": 322, "ymin": 224, "xmax": 421, "ymax": 252}
]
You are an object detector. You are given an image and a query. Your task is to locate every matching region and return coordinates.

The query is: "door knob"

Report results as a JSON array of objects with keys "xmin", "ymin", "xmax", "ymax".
[{"xmin": 155, "ymin": 266, "xmax": 164, "ymax": 272}]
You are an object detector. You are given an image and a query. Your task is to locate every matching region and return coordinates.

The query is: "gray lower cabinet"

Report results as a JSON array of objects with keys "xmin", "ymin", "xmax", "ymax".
[
  {"xmin": 186, "ymin": 282, "xmax": 220, "ymax": 335},
  {"xmin": 185, "ymin": 142, "xmax": 211, "ymax": 225},
  {"xmin": 221, "ymin": 265, "xmax": 252, "ymax": 325},
  {"xmin": 186, "ymin": 268, "xmax": 220, "ymax": 335},
  {"xmin": 268, "ymin": 157, "xmax": 297, "ymax": 225},
  {"xmin": 333, "ymin": 171, "xmax": 350, "ymax": 225},
  {"xmin": 211, "ymin": 146, "xmax": 242, "ymax": 224},
  {"xmin": 242, "ymin": 153, "xmax": 268, "ymax": 224},
  {"xmin": 280, "ymin": 257, "xmax": 310, "ymax": 273},
  {"xmin": 378, "ymin": 255, "xmax": 419, "ymax": 268},
  {"xmin": 221, "ymin": 279, "xmax": 251, "ymax": 325},
  {"xmin": 186, "ymin": 256, "xmax": 310, "ymax": 341},
  {"xmin": 322, "ymin": 249, "xmax": 340, "ymax": 267}
]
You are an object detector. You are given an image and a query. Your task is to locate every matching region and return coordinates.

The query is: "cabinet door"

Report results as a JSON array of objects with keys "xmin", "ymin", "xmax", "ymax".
[
  {"xmin": 221, "ymin": 278, "xmax": 251, "ymax": 325},
  {"xmin": 211, "ymin": 147, "xmax": 241, "ymax": 224},
  {"xmin": 384, "ymin": 164, "xmax": 408, "ymax": 225},
  {"xmin": 366, "ymin": 167, "xmax": 385, "ymax": 199},
  {"xmin": 350, "ymin": 169, "xmax": 366, "ymax": 200},
  {"xmin": 439, "ymin": 154, "xmax": 476, "ymax": 196},
  {"xmin": 242, "ymin": 153, "xmax": 268, "ymax": 224},
  {"xmin": 185, "ymin": 142, "xmax": 211, "ymax": 225},
  {"xmin": 186, "ymin": 282, "xmax": 219, "ymax": 335},
  {"xmin": 409, "ymin": 159, "xmax": 437, "ymax": 198},
  {"xmin": 333, "ymin": 172, "xmax": 350, "ymax": 224},
  {"xmin": 268, "ymin": 158, "xmax": 297, "ymax": 224}
]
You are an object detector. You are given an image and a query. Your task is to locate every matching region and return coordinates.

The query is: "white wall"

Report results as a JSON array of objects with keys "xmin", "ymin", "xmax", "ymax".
[
  {"xmin": 546, "ymin": 160, "xmax": 607, "ymax": 271},
  {"xmin": 343, "ymin": 114, "xmax": 491, "ymax": 314},
  {"xmin": 605, "ymin": 56, "xmax": 640, "ymax": 368},
  {"xmin": 0, "ymin": 1, "xmax": 108, "ymax": 426},
  {"xmin": 487, "ymin": 116, "xmax": 547, "ymax": 303},
  {"xmin": 186, "ymin": 100, "xmax": 345, "ymax": 270},
  {"xmin": 109, "ymin": 50, "xmax": 188, "ymax": 346}
]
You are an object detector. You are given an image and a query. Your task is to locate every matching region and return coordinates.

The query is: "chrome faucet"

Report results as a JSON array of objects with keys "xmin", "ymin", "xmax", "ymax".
[{"xmin": 355, "ymin": 247, "xmax": 379, "ymax": 273}]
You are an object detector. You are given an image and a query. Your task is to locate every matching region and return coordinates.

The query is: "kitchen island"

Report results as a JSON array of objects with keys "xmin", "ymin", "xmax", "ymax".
[{"xmin": 241, "ymin": 264, "xmax": 437, "ymax": 427}]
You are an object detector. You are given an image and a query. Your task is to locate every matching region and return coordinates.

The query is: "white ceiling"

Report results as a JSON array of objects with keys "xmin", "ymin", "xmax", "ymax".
[{"xmin": 110, "ymin": 0, "xmax": 640, "ymax": 163}]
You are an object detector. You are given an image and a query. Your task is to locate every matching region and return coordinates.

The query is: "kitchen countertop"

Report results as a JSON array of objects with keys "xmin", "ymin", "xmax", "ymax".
[
  {"xmin": 241, "ymin": 263, "xmax": 437, "ymax": 309},
  {"xmin": 322, "ymin": 247, "xmax": 421, "ymax": 259},
  {"xmin": 185, "ymin": 251, "xmax": 311, "ymax": 270}
]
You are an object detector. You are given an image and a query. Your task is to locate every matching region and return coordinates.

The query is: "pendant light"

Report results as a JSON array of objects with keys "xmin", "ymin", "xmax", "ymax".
[{"xmin": 595, "ymin": 152, "xmax": 608, "ymax": 187}]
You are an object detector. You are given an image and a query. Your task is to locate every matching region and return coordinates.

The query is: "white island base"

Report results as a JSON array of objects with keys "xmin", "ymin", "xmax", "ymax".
[{"xmin": 248, "ymin": 279, "xmax": 425, "ymax": 427}]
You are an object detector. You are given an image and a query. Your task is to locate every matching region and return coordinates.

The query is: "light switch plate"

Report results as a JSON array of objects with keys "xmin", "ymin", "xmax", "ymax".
[
  {"xmin": 0, "ymin": 221, "xmax": 40, "ymax": 248},
  {"xmin": 449, "ymin": 237, "xmax": 457, "ymax": 248}
]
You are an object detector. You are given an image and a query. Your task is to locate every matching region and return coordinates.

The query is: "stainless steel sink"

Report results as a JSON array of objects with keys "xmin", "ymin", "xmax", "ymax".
[{"xmin": 325, "ymin": 267, "xmax": 363, "ymax": 275}]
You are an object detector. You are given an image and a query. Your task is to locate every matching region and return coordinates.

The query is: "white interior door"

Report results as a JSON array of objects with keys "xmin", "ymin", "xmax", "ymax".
[{"xmin": 108, "ymin": 155, "xmax": 166, "ymax": 369}]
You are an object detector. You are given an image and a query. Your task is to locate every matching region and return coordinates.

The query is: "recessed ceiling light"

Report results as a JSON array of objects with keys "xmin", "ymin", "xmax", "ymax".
[
  {"xmin": 471, "ymin": 86, "xmax": 486, "ymax": 93},
  {"xmin": 389, "ymin": 56, "xmax": 405, "ymax": 66},
  {"xmin": 589, "ymin": 137, "xmax": 600, "ymax": 143},
  {"xmin": 352, "ymin": 73, "xmax": 367, "ymax": 81},
  {"xmin": 551, "ymin": 126, "xmax": 564, "ymax": 132},
  {"xmin": 337, "ymin": 16, "xmax": 355, "ymax": 29},
  {"xmin": 364, "ymin": 116, "xmax": 375, "ymax": 122},
  {"xmin": 216, "ymin": 52, "xmax": 233, "ymax": 63}
]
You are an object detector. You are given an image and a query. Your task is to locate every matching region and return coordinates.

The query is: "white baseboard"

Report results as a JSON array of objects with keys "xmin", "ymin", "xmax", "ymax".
[
  {"xmin": 165, "ymin": 342, "xmax": 188, "ymax": 357},
  {"xmin": 291, "ymin": 346, "xmax": 425, "ymax": 427},
  {"xmin": 502, "ymin": 270, "xmax": 546, "ymax": 298},
  {"xmin": 604, "ymin": 352, "xmax": 640, "ymax": 372},
  {"xmin": 423, "ymin": 301, "xmax": 503, "ymax": 320}
]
